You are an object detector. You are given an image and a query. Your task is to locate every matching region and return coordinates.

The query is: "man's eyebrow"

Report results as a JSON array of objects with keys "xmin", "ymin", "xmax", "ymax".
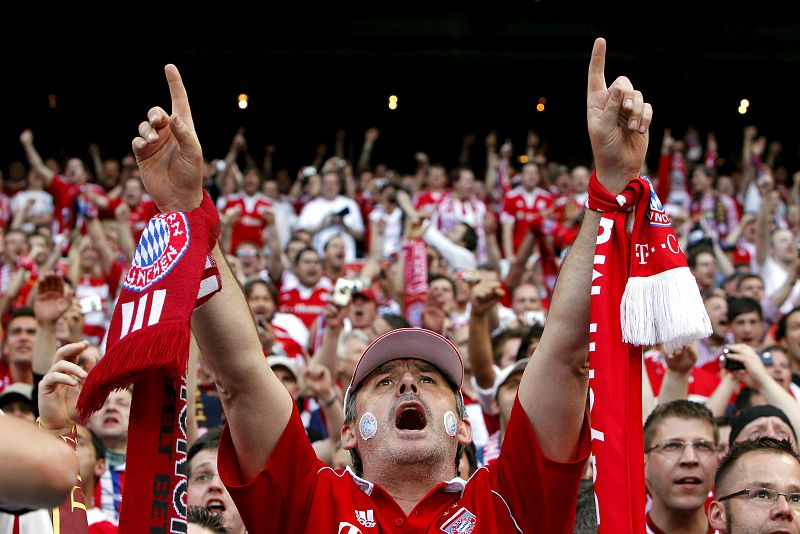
[
  {"xmin": 412, "ymin": 363, "xmax": 438, "ymax": 374},
  {"xmin": 191, "ymin": 460, "xmax": 215, "ymax": 472},
  {"xmin": 749, "ymin": 481, "xmax": 800, "ymax": 492},
  {"xmin": 372, "ymin": 362, "xmax": 399, "ymax": 376}
]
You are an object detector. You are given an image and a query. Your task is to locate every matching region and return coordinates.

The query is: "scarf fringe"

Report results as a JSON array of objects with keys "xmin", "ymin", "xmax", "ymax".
[
  {"xmin": 76, "ymin": 321, "xmax": 190, "ymax": 419},
  {"xmin": 620, "ymin": 266, "xmax": 712, "ymax": 354}
]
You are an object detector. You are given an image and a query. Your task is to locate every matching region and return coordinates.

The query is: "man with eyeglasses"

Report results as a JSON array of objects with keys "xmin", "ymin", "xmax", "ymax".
[
  {"xmin": 187, "ymin": 429, "xmax": 246, "ymax": 534},
  {"xmin": 708, "ymin": 437, "xmax": 800, "ymax": 532},
  {"xmin": 643, "ymin": 400, "xmax": 720, "ymax": 533}
]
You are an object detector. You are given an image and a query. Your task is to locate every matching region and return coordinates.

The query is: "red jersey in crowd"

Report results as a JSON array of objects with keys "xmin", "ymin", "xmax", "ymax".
[
  {"xmin": 277, "ymin": 271, "xmax": 332, "ymax": 331},
  {"xmin": 218, "ymin": 396, "xmax": 590, "ymax": 533},
  {"xmin": 413, "ymin": 189, "xmax": 446, "ymax": 215},
  {"xmin": 644, "ymin": 350, "xmax": 720, "ymax": 404},
  {"xmin": 500, "ymin": 186, "xmax": 553, "ymax": 253},
  {"xmin": 101, "ymin": 198, "xmax": 159, "ymax": 242},
  {"xmin": 76, "ymin": 261, "xmax": 123, "ymax": 345},
  {"xmin": 49, "ymin": 174, "xmax": 105, "ymax": 232},
  {"xmin": 218, "ymin": 192, "xmax": 273, "ymax": 253}
]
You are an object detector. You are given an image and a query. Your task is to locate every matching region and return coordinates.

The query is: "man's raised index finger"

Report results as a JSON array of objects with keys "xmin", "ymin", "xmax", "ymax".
[
  {"xmin": 587, "ymin": 37, "xmax": 607, "ymax": 95},
  {"xmin": 164, "ymin": 64, "xmax": 194, "ymax": 128}
]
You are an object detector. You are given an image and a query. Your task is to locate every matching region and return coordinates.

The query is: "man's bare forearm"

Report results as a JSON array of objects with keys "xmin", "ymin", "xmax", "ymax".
[{"xmin": 192, "ymin": 243, "xmax": 293, "ymax": 480}]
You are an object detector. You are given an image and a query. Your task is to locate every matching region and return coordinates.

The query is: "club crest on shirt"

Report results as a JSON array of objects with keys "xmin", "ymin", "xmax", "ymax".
[
  {"xmin": 123, "ymin": 212, "xmax": 190, "ymax": 292},
  {"xmin": 440, "ymin": 507, "xmax": 477, "ymax": 534},
  {"xmin": 643, "ymin": 176, "xmax": 671, "ymax": 227}
]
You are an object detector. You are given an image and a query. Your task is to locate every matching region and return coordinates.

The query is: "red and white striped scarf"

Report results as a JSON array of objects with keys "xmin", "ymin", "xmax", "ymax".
[{"xmin": 587, "ymin": 173, "xmax": 710, "ymax": 533}]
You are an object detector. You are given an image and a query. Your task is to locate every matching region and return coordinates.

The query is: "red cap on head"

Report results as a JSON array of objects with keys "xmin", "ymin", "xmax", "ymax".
[
  {"xmin": 732, "ymin": 247, "xmax": 751, "ymax": 266},
  {"xmin": 352, "ymin": 288, "xmax": 377, "ymax": 302},
  {"xmin": 343, "ymin": 328, "xmax": 463, "ymax": 407}
]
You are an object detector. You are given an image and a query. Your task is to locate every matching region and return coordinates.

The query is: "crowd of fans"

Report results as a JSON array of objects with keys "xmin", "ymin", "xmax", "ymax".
[{"xmin": 2, "ymin": 99, "xmax": 800, "ymax": 532}]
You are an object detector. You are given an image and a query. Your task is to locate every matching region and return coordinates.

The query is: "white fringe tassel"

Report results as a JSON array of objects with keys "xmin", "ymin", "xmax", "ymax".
[{"xmin": 620, "ymin": 266, "xmax": 712, "ymax": 354}]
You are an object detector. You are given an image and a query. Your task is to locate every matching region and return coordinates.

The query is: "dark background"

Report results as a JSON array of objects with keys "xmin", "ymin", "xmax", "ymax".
[{"xmin": 4, "ymin": 7, "xmax": 800, "ymax": 178}]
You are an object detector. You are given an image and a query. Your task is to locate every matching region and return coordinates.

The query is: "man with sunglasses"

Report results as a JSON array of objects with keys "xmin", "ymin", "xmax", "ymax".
[
  {"xmin": 643, "ymin": 400, "xmax": 720, "ymax": 533},
  {"xmin": 708, "ymin": 437, "xmax": 800, "ymax": 532}
]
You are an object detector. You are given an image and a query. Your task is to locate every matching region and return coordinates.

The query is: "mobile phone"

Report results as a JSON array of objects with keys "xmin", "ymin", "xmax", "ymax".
[
  {"xmin": 760, "ymin": 351, "xmax": 774, "ymax": 367},
  {"xmin": 79, "ymin": 295, "xmax": 103, "ymax": 315}
]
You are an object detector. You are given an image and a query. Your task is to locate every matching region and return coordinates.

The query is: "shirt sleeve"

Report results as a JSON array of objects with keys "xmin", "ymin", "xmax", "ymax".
[
  {"xmin": 488, "ymin": 395, "xmax": 590, "ymax": 534},
  {"xmin": 217, "ymin": 401, "xmax": 323, "ymax": 533},
  {"xmin": 422, "ymin": 223, "xmax": 477, "ymax": 271}
]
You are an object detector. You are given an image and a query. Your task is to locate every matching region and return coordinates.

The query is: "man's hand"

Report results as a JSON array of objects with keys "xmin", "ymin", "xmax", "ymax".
[
  {"xmin": 725, "ymin": 344, "xmax": 771, "ymax": 390},
  {"xmin": 470, "ymin": 279, "xmax": 505, "ymax": 317},
  {"xmin": 34, "ymin": 273, "xmax": 70, "ymax": 325},
  {"xmin": 132, "ymin": 64, "xmax": 204, "ymax": 213},
  {"xmin": 665, "ymin": 345, "xmax": 697, "ymax": 375},
  {"xmin": 322, "ymin": 301, "xmax": 348, "ymax": 333},
  {"xmin": 586, "ymin": 38, "xmax": 652, "ymax": 194},
  {"xmin": 421, "ymin": 291, "xmax": 448, "ymax": 335},
  {"xmin": 38, "ymin": 342, "xmax": 90, "ymax": 433},
  {"xmin": 304, "ymin": 363, "xmax": 335, "ymax": 402}
]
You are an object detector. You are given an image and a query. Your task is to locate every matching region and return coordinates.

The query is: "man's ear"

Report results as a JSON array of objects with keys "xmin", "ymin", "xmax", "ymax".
[
  {"xmin": 94, "ymin": 457, "xmax": 106, "ymax": 480},
  {"xmin": 457, "ymin": 417, "xmax": 472, "ymax": 446},
  {"xmin": 341, "ymin": 423, "xmax": 357, "ymax": 451},
  {"xmin": 706, "ymin": 501, "xmax": 726, "ymax": 531}
]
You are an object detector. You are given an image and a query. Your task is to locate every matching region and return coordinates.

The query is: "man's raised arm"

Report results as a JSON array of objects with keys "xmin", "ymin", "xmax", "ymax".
[
  {"xmin": 518, "ymin": 38, "xmax": 652, "ymax": 461},
  {"xmin": 131, "ymin": 65, "xmax": 292, "ymax": 481}
]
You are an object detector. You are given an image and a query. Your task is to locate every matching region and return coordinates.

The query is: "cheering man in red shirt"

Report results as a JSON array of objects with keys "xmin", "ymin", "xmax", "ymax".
[{"xmin": 130, "ymin": 35, "xmax": 651, "ymax": 533}]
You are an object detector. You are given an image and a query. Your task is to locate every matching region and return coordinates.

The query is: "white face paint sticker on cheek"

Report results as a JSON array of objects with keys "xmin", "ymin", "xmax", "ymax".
[
  {"xmin": 360, "ymin": 412, "xmax": 378, "ymax": 440},
  {"xmin": 444, "ymin": 411, "xmax": 457, "ymax": 437}
]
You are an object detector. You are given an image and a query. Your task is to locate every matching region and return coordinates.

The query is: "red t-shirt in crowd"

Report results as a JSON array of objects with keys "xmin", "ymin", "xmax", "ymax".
[
  {"xmin": 500, "ymin": 186, "xmax": 553, "ymax": 253},
  {"xmin": 218, "ymin": 395, "xmax": 590, "ymax": 533},
  {"xmin": 101, "ymin": 198, "xmax": 159, "ymax": 242},
  {"xmin": 48, "ymin": 174, "xmax": 105, "ymax": 232},
  {"xmin": 277, "ymin": 272, "xmax": 332, "ymax": 331},
  {"xmin": 218, "ymin": 192, "xmax": 273, "ymax": 253}
]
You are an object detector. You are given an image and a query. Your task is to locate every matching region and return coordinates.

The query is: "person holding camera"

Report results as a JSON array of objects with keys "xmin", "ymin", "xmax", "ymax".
[
  {"xmin": 295, "ymin": 170, "xmax": 364, "ymax": 263},
  {"xmin": 706, "ymin": 343, "xmax": 800, "ymax": 444}
]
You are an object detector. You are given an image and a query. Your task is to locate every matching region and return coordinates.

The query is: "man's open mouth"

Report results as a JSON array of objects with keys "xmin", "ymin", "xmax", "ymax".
[{"xmin": 395, "ymin": 402, "xmax": 427, "ymax": 431}]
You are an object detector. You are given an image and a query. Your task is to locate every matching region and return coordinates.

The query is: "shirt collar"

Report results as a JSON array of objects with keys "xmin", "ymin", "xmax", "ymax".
[{"xmin": 344, "ymin": 468, "xmax": 468, "ymax": 497}]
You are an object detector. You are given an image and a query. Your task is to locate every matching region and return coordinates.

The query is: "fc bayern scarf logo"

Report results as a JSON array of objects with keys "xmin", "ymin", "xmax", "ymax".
[{"xmin": 124, "ymin": 212, "xmax": 191, "ymax": 292}]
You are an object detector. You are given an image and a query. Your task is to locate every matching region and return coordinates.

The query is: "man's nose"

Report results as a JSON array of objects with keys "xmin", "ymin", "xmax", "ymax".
[{"xmin": 398, "ymin": 373, "xmax": 418, "ymax": 396}]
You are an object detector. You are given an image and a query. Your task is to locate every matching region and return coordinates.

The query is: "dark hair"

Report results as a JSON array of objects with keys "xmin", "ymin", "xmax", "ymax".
[
  {"xmin": 243, "ymin": 279, "xmax": 278, "ymax": 305},
  {"xmin": 687, "ymin": 245, "xmax": 715, "ymax": 270},
  {"xmin": 491, "ymin": 327, "xmax": 526, "ymax": 366},
  {"xmin": 461, "ymin": 441, "xmax": 478, "ymax": 478},
  {"xmin": 88, "ymin": 427, "xmax": 106, "ymax": 461},
  {"xmin": 733, "ymin": 387, "xmax": 763, "ymax": 414},
  {"xmin": 515, "ymin": 324, "xmax": 545, "ymax": 362},
  {"xmin": 343, "ymin": 375, "xmax": 466, "ymax": 478},
  {"xmin": 294, "ymin": 246, "xmax": 320, "ymax": 267},
  {"xmin": 736, "ymin": 273, "xmax": 764, "ymax": 292},
  {"xmin": 8, "ymin": 307, "xmax": 35, "ymax": 323},
  {"xmin": 381, "ymin": 314, "xmax": 411, "ymax": 330},
  {"xmin": 643, "ymin": 400, "xmax": 718, "ymax": 449},
  {"xmin": 458, "ymin": 223, "xmax": 478, "ymax": 253},
  {"xmin": 428, "ymin": 274, "xmax": 456, "ymax": 295},
  {"xmin": 727, "ymin": 296, "xmax": 762, "ymax": 323},
  {"xmin": 573, "ymin": 479, "xmax": 598, "ymax": 534},
  {"xmin": 776, "ymin": 306, "xmax": 800, "ymax": 342},
  {"xmin": 187, "ymin": 505, "xmax": 227, "ymax": 534},
  {"xmin": 448, "ymin": 165, "xmax": 474, "ymax": 186},
  {"xmin": 715, "ymin": 437, "xmax": 800, "ymax": 492},
  {"xmin": 188, "ymin": 427, "xmax": 223, "ymax": 466}
]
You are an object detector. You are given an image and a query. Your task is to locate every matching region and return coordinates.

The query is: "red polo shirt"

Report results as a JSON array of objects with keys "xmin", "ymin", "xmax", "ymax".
[{"xmin": 218, "ymin": 395, "xmax": 590, "ymax": 533}]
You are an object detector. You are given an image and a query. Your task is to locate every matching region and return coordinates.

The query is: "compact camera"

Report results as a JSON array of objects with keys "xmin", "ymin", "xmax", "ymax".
[
  {"xmin": 331, "ymin": 278, "xmax": 362, "ymax": 307},
  {"xmin": 721, "ymin": 348, "xmax": 773, "ymax": 371}
]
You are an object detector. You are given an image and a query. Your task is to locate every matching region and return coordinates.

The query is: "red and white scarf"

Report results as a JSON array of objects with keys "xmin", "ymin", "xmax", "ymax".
[
  {"xmin": 77, "ymin": 191, "xmax": 220, "ymax": 533},
  {"xmin": 587, "ymin": 173, "xmax": 710, "ymax": 533}
]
